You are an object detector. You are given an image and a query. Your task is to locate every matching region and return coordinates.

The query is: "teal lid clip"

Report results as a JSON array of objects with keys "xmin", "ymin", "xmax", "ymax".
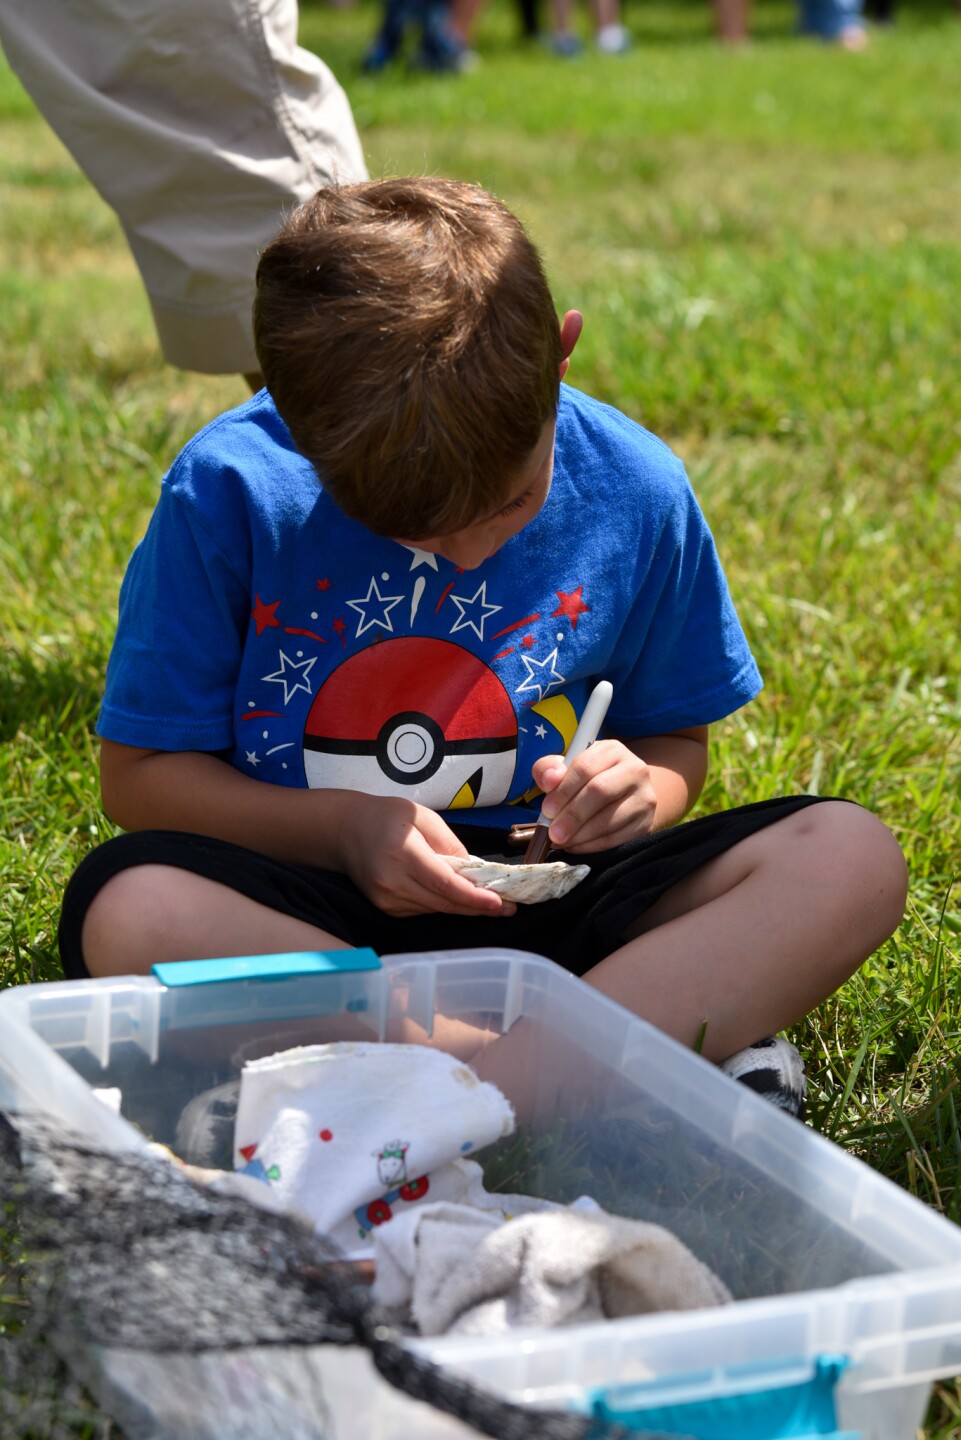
[{"xmin": 151, "ymin": 948, "xmax": 382, "ymax": 988}]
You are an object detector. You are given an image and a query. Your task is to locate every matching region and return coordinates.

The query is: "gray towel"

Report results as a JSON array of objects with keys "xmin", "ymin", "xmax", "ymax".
[{"xmin": 373, "ymin": 1200, "xmax": 731, "ymax": 1336}]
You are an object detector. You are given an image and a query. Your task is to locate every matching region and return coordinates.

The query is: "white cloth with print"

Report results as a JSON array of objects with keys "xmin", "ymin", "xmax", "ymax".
[{"xmin": 233, "ymin": 1042, "xmax": 516, "ymax": 1256}]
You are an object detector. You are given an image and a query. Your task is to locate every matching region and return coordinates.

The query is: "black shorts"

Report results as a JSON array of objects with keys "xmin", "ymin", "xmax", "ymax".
[{"xmin": 58, "ymin": 796, "xmax": 833, "ymax": 981}]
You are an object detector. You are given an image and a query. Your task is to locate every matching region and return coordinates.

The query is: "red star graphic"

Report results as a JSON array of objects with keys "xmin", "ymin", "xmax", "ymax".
[
  {"xmin": 522, "ymin": 633, "xmax": 536, "ymax": 649},
  {"xmin": 252, "ymin": 594, "xmax": 282, "ymax": 636},
  {"xmin": 332, "ymin": 616, "xmax": 347, "ymax": 648},
  {"xmin": 552, "ymin": 585, "xmax": 590, "ymax": 630},
  {"xmin": 316, "ymin": 577, "xmax": 331, "ymax": 591}
]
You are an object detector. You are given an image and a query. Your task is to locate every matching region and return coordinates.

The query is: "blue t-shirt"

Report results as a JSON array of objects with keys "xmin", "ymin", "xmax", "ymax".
[{"xmin": 98, "ymin": 384, "xmax": 762, "ymax": 829}]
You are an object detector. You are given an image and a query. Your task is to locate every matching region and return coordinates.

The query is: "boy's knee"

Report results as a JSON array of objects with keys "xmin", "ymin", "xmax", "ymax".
[
  {"xmin": 816, "ymin": 801, "xmax": 908, "ymax": 936},
  {"xmin": 81, "ymin": 865, "xmax": 180, "ymax": 977}
]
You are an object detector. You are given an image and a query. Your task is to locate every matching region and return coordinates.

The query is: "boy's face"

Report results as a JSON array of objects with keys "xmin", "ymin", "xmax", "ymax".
[{"xmin": 392, "ymin": 418, "xmax": 557, "ymax": 571}]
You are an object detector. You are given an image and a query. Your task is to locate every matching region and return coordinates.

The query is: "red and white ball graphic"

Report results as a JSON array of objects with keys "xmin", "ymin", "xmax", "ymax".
[{"xmin": 302, "ymin": 637, "xmax": 517, "ymax": 809}]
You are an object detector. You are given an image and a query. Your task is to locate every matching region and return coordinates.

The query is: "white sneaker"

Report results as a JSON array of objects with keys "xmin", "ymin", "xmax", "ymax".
[
  {"xmin": 596, "ymin": 23, "xmax": 630, "ymax": 52},
  {"xmin": 719, "ymin": 1036, "xmax": 806, "ymax": 1119}
]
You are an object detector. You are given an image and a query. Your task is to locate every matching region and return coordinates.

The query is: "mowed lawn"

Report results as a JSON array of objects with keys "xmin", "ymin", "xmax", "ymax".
[{"xmin": 2, "ymin": 0, "xmax": 961, "ymax": 1431}]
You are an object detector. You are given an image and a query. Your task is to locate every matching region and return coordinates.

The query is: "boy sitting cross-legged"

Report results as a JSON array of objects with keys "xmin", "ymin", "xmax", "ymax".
[{"xmin": 59, "ymin": 178, "xmax": 907, "ymax": 1111}]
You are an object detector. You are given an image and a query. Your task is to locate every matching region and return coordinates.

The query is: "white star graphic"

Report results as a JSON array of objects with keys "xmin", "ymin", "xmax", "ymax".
[
  {"xmin": 262, "ymin": 651, "xmax": 317, "ymax": 705},
  {"xmin": 246, "ymin": 751, "xmax": 260, "ymax": 767},
  {"xmin": 400, "ymin": 545, "xmax": 439, "ymax": 572},
  {"xmin": 535, "ymin": 723, "xmax": 547, "ymax": 739},
  {"xmin": 516, "ymin": 648, "xmax": 566, "ymax": 702},
  {"xmin": 346, "ymin": 577, "xmax": 404, "ymax": 637},
  {"xmin": 449, "ymin": 581, "xmax": 502, "ymax": 641}
]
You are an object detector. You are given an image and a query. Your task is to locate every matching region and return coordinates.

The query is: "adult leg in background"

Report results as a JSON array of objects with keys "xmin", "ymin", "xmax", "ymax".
[{"xmin": 0, "ymin": 0, "xmax": 367, "ymax": 375}]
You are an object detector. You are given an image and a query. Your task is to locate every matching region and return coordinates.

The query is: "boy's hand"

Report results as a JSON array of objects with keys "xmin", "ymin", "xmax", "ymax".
[
  {"xmin": 533, "ymin": 740, "xmax": 658, "ymax": 853},
  {"xmin": 339, "ymin": 793, "xmax": 517, "ymax": 919}
]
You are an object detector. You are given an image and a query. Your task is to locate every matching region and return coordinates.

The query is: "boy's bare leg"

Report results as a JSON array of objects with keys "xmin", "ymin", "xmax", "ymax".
[
  {"xmin": 584, "ymin": 801, "xmax": 907, "ymax": 1062},
  {"xmin": 81, "ymin": 865, "xmax": 349, "ymax": 976},
  {"xmin": 80, "ymin": 865, "xmax": 496, "ymax": 1059},
  {"xmin": 473, "ymin": 802, "xmax": 906, "ymax": 1119},
  {"xmin": 81, "ymin": 801, "xmax": 906, "ymax": 1086}
]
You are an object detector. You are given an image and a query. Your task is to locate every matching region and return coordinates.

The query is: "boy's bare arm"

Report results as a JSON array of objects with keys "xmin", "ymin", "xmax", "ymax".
[
  {"xmin": 99, "ymin": 740, "xmax": 511, "ymax": 919},
  {"xmin": 622, "ymin": 727, "xmax": 710, "ymax": 828},
  {"xmin": 531, "ymin": 725, "xmax": 709, "ymax": 853}
]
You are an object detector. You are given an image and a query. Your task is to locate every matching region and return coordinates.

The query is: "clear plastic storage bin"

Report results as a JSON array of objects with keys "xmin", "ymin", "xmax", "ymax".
[{"xmin": 1, "ymin": 947, "xmax": 961, "ymax": 1440}]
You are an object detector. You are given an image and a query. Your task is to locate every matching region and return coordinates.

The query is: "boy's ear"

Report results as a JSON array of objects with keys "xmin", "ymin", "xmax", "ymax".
[{"xmin": 559, "ymin": 310, "xmax": 583, "ymax": 380}]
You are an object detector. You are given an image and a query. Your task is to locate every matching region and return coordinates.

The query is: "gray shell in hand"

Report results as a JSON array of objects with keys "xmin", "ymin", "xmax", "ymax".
[{"xmin": 442, "ymin": 855, "xmax": 590, "ymax": 903}]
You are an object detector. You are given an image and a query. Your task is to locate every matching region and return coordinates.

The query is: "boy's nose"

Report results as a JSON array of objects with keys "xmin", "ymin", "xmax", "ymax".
[{"xmin": 438, "ymin": 531, "xmax": 495, "ymax": 570}]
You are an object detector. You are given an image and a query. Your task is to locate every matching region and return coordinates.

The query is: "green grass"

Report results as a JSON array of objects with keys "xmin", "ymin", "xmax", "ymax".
[{"xmin": 2, "ymin": 0, "xmax": 961, "ymax": 1432}]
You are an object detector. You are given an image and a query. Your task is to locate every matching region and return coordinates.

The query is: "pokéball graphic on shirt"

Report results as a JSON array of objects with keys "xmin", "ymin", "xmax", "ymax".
[{"xmin": 302, "ymin": 637, "xmax": 517, "ymax": 810}]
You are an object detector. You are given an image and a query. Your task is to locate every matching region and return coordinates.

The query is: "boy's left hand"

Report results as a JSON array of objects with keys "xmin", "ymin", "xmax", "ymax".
[{"xmin": 531, "ymin": 739, "xmax": 658, "ymax": 852}]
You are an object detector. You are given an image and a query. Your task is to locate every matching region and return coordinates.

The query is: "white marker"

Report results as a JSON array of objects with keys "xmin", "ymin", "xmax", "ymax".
[{"xmin": 523, "ymin": 680, "xmax": 614, "ymax": 864}]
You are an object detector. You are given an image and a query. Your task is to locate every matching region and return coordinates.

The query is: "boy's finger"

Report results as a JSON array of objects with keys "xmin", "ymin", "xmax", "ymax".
[
  {"xmin": 531, "ymin": 755, "xmax": 566, "ymax": 795},
  {"xmin": 414, "ymin": 884, "xmax": 517, "ymax": 918},
  {"xmin": 541, "ymin": 750, "xmax": 622, "ymax": 822},
  {"xmin": 548, "ymin": 778, "xmax": 643, "ymax": 845},
  {"xmin": 380, "ymin": 868, "xmax": 513, "ymax": 917},
  {"xmin": 419, "ymin": 855, "xmax": 514, "ymax": 915},
  {"xmin": 555, "ymin": 794, "xmax": 657, "ymax": 851},
  {"xmin": 432, "ymin": 894, "xmax": 518, "ymax": 918}
]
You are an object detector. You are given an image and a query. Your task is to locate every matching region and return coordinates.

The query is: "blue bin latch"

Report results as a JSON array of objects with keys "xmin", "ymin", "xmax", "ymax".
[{"xmin": 589, "ymin": 1353, "xmax": 857, "ymax": 1440}]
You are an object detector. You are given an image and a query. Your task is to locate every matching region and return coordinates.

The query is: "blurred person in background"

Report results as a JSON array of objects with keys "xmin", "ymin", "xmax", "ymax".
[
  {"xmin": 546, "ymin": 0, "xmax": 630, "ymax": 54},
  {"xmin": 362, "ymin": 0, "xmax": 480, "ymax": 71},
  {"xmin": 714, "ymin": 0, "xmax": 866, "ymax": 45}
]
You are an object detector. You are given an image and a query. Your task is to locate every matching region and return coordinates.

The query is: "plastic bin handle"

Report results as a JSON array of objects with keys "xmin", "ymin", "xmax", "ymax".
[
  {"xmin": 589, "ymin": 1353, "xmax": 852, "ymax": 1440},
  {"xmin": 151, "ymin": 949, "xmax": 382, "ymax": 987}
]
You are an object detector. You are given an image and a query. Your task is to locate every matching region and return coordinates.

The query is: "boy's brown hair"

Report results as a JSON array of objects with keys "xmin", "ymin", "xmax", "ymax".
[{"xmin": 253, "ymin": 177, "xmax": 562, "ymax": 539}]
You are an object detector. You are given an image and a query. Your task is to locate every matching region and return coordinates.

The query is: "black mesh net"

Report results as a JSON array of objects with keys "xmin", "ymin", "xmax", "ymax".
[{"xmin": 0, "ymin": 1110, "xmax": 689, "ymax": 1440}]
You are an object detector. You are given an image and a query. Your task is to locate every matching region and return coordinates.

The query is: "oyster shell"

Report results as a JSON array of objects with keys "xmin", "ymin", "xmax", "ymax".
[{"xmin": 442, "ymin": 854, "xmax": 590, "ymax": 903}]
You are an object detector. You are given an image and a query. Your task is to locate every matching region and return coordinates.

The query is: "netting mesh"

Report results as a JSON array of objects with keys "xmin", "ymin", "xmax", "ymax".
[{"xmin": 0, "ymin": 1110, "xmax": 688, "ymax": 1440}]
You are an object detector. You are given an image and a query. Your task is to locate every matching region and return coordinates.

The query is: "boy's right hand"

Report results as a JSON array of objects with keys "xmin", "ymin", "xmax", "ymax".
[{"xmin": 338, "ymin": 793, "xmax": 516, "ymax": 919}]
